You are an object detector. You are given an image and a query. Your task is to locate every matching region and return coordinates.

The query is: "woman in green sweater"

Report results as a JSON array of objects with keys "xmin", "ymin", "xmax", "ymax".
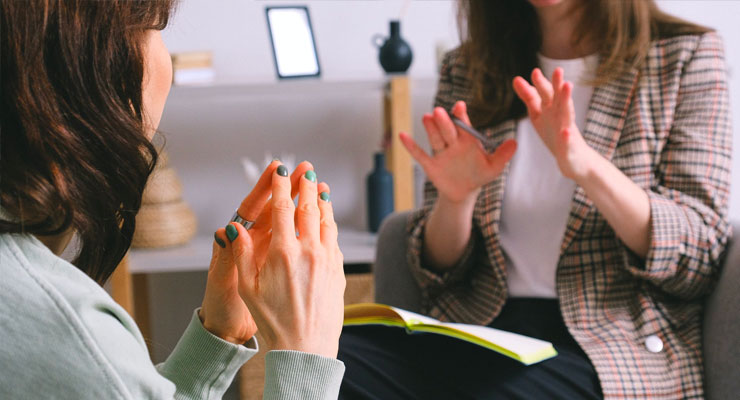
[{"xmin": 0, "ymin": 1, "xmax": 346, "ymax": 399}]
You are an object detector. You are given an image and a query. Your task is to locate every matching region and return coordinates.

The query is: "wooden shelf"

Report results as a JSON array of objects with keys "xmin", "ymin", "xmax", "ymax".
[{"xmin": 128, "ymin": 227, "xmax": 377, "ymax": 274}]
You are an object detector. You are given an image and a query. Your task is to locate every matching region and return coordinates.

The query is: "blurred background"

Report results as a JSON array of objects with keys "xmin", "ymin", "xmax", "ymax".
[{"xmin": 126, "ymin": 1, "xmax": 740, "ymax": 398}]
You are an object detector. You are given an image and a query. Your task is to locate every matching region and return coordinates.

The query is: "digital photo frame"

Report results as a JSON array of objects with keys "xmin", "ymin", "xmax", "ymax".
[{"xmin": 265, "ymin": 6, "xmax": 321, "ymax": 79}]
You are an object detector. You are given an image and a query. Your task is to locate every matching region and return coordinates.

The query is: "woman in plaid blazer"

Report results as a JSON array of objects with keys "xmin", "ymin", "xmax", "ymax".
[{"xmin": 338, "ymin": 0, "xmax": 732, "ymax": 399}]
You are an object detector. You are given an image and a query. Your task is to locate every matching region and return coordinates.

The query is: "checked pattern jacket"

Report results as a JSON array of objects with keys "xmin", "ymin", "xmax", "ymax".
[{"xmin": 407, "ymin": 32, "xmax": 732, "ymax": 399}]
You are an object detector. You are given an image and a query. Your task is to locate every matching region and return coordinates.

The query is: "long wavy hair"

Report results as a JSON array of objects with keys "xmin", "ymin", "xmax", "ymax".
[
  {"xmin": 1, "ymin": 0, "xmax": 175, "ymax": 283},
  {"xmin": 458, "ymin": 0, "xmax": 711, "ymax": 128}
]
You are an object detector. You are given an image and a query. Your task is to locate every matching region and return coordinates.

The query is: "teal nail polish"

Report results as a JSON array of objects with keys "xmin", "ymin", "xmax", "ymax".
[
  {"xmin": 277, "ymin": 165, "xmax": 288, "ymax": 177},
  {"xmin": 305, "ymin": 170, "xmax": 317, "ymax": 183},
  {"xmin": 320, "ymin": 192, "xmax": 330, "ymax": 202},
  {"xmin": 225, "ymin": 224, "xmax": 239, "ymax": 242},
  {"xmin": 214, "ymin": 232, "xmax": 226, "ymax": 248}
]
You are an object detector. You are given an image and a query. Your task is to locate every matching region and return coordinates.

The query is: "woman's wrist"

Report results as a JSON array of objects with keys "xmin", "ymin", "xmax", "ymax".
[
  {"xmin": 197, "ymin": 308, "xmax": 248, "ymax": 345},
  {"xmin": 431, "ymin": 192, "xmax": 477, "ymax": 230},
  {"xmin": 272, "ymin": 339, "xmax": 339, "ymax": 359},
  {"xmin": 437, "ymin": 189, "xmax": 478, "ymax": 213},
  {"xmin": 568, "ymin": 141, "xmax": 602, "ymax": 185}
]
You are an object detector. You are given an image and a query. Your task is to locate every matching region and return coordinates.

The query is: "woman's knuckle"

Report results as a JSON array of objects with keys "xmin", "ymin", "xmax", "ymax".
[
  {"xmin": 298, "ymin": 202, "xmax": 319, "ymax": 216},
  {"xmin": 336, "ymin": 249, "xmax": 345, "ymax": 265},
  {"xmin": 308, "ymin": 250, "xmax": 325, "ymax": 268},
  {"xmin": 273, "ymin": 198, "xmax": 294, "ymax": 212},
  {"xmin": 281, "ymin": 252, "xmax": 295, "ymax": 267},
  {"xmin": 268, "ymin": 245, "xmax": 290, "ymax": 262}
]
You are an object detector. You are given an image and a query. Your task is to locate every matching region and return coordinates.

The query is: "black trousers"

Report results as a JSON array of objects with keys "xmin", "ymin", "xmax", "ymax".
[{"xmin": 337, "ymin": 299, "xmax": 603, "ymax": 400}]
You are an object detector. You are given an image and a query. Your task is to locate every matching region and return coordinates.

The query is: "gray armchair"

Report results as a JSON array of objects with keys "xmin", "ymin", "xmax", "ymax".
[{"xmin": 374, "ymin": 211, "xmax": 739, "ymax": 400}]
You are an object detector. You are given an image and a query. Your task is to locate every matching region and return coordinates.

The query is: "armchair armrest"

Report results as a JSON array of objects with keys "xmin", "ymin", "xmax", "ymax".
[
  {"xmin": 373, "ymin": 211, "xmax": 423, "ymax": 312},
  {"xmin": 703, "ymin": 221, "xmax": 739, "ymax": 400}
]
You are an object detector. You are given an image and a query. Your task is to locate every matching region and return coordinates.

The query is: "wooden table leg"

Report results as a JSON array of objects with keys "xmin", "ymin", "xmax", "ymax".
[
  {"xmin": 111, "ymin": 254, "xmax": 153, "ymax": 355},
  {"xmin": 384, "ymin": 75, "xmax": 415, "ymax": 211},
  {"xmin": 111, "ymin": 253, "xmax": 135, "ymax": 317},
  {"xmin": 132, "ymin": 273, "xmax": 153, "ymax": 355}
]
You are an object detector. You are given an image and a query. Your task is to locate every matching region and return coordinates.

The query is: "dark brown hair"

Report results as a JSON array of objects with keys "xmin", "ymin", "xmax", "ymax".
[
  {"xmin": 1, "ymin": 0, "xmax": 175, "ymax": 283},
  {"xmin": 458, "ymin": 0, "xmax": 711, "ymax": 128}
]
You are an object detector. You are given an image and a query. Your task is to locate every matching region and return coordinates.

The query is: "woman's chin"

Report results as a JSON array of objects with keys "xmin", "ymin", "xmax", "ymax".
[{"xmin": 528, "ymin": 0, "xmax": 566, "ymax": 8}]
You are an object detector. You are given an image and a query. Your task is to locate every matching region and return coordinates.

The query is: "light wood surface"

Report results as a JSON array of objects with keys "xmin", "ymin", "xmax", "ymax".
[
  {"xmin": 384, "ymin": 76, "xmax": 415, "ymax": 211},
  {"xmin": 110, "ymin": 254, "xmax": 154, "ymax": 355},
  {"xmin": 132, "ymin": 274, "xmax": 153, "ymax": 355},
  {"xmin": 110, "ymin": 254, "xmax": 135, "ymax": 317}
]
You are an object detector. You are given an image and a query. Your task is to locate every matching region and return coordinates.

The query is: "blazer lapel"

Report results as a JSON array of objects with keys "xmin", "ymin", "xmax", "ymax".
[{"xmin": 559, "ymin": 66, "xmax": 641, "ymax": 256}]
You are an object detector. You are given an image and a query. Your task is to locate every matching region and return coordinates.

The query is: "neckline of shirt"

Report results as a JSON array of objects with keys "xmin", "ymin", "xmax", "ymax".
[{"xmin": 537, "ymin": 53, "xmax": 599, "ymax": 82}]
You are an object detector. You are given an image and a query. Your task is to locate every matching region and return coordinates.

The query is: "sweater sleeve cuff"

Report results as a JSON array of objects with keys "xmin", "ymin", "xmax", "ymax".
[
  {"xmin": 263, "ymin": 350, "xmax": 345, "ymax": 400},
  {"xmin": 156, "ymin": 308, "xmax": 258, "ymax": 398}
]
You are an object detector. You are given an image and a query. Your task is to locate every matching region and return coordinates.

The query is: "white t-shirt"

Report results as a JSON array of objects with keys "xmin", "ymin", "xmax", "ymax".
[{"xmin": 500, "ymin": 53, "xmax": 599, "ymax": 298}]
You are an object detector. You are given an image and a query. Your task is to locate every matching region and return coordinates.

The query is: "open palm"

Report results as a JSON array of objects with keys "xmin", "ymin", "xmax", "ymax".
[
  {"xmin": 400, "ymin": 101, "xmax": 517, "ymax": 204},
  {"xmin": 513, "ymin": 68, "xmax": 592, "ymax": 180}
]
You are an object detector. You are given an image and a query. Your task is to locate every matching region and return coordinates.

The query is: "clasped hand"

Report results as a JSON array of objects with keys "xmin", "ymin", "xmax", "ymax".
[{"xmin": 199, "ymin": 160, "xmax": 345, "ymax": 359}]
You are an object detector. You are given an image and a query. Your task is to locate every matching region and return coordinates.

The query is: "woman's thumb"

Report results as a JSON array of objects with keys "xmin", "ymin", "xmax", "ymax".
[
  {"xmin": 224, "ymin": 222, "xmax": 257, "ymax": 282},
  {"xmin": 210, "ymin": 227, "xmax": 236, "ymax": 282}
]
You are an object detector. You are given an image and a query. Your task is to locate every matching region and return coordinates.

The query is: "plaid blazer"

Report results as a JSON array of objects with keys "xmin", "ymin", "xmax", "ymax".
[{"xmin": 407, "ymin": 32, "xmax": 732, "ymax": 399}]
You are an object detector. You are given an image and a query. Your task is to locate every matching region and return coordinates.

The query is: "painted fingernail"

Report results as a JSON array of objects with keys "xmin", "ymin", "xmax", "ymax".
[
  {"xmin": 277, "ymin": 165, "xmax": 288, "ymax": 177},
  {"xmin": 305, "ymin": 170, "xmax": 317, "ymax": 183},
  {"xmin": 320, "ymin": 192, "xmax": 330, "ymax": 202},
  {"xmin": 225, "ymin": 224, "xmax": 239, "ymax": 242},
  {"xmin": 214, "ymin": 232, "xmax": 226, "ymax": 248}
]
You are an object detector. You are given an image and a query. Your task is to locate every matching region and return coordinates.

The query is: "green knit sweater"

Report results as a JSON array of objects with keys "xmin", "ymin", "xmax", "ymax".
[{"xmin": 0, "ymin": 233, "xmax": 345, "ymax": 399}]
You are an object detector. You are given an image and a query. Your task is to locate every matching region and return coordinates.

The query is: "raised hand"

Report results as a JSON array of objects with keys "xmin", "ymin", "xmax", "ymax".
[
  {"xmin": 199, "ymin": 161, "xmax": 280, "ymax": 344},
  {"xmin": 199, "ymin": 160, "xmax": 315, "ymax": 345},
  {"xmin": 512, "ymin": 68, "xmax": 596, "ymax": 180},
  {"xmin": 399, "ymin": 101, "xmax": 517, "ymax": 204},
  {"xmin": 230, "ymin": 164, "xmax": 345, "ymax": 358}
]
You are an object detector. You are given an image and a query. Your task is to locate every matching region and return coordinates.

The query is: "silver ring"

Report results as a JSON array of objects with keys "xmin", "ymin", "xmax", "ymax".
[{"xmin": 231, "ymin": 210, "xmax": 255, "ymax": 230}]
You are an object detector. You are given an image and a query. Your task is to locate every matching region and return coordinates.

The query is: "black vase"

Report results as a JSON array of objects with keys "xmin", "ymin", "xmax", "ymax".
[
  {"xmin": 366, "ymin": 152, "xmax": 394, "ymax": 233},
  {"xmin": 374, "ymin": 20, "xmax": 413, "ymax": 73}
]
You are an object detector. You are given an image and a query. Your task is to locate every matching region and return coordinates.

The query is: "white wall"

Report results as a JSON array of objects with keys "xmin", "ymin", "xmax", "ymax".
[
  {"xmin": 163, "ymin": 0, "xmax": 740, "ymax": 219},
  {"xmin": 162, "ymin": 0, "xmax": 460, "ymax": 83}
]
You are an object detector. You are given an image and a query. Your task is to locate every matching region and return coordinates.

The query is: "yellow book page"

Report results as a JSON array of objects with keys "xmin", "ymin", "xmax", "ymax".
[
  {"xmin": 409, "ymin": 323, "xmax": 557, "ymax": 365},
  {"xmin": 343, "ymin": 303, "xmax": 557, "ymax": 365},
  {"xmin": 344, "ymin": 303, "xmax": 441, "ymax": 326}
]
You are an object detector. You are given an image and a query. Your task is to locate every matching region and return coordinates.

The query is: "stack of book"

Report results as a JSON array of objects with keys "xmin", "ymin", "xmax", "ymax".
[{"xmin": 171, "ymin": 51, "xmax": 215, "ymax": 86}]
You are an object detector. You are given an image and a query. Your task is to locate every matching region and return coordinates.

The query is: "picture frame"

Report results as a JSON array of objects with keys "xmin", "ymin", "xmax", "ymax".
[{"xmin": 265, "ymin": 6, "xmax": 321, "ymax": 79}]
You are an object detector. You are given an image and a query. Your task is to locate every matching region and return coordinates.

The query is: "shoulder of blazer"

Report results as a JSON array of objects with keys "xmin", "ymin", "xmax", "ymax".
[
  {"xmin": 439, "ymin": 32, "xmax": 722, "ymax": 89},
  {"xmin": 439, "ymin": 47, "xmax": 471, "ymax": 88},
  {"xmin": 647, "ymin": 32, "xmax": 723, "ymax": 71}
]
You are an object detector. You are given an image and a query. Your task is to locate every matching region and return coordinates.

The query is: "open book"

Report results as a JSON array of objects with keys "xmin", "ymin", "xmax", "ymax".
[{"xmin": 344, "ymin": 303, "xmax": 557, "ymax": 365}]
